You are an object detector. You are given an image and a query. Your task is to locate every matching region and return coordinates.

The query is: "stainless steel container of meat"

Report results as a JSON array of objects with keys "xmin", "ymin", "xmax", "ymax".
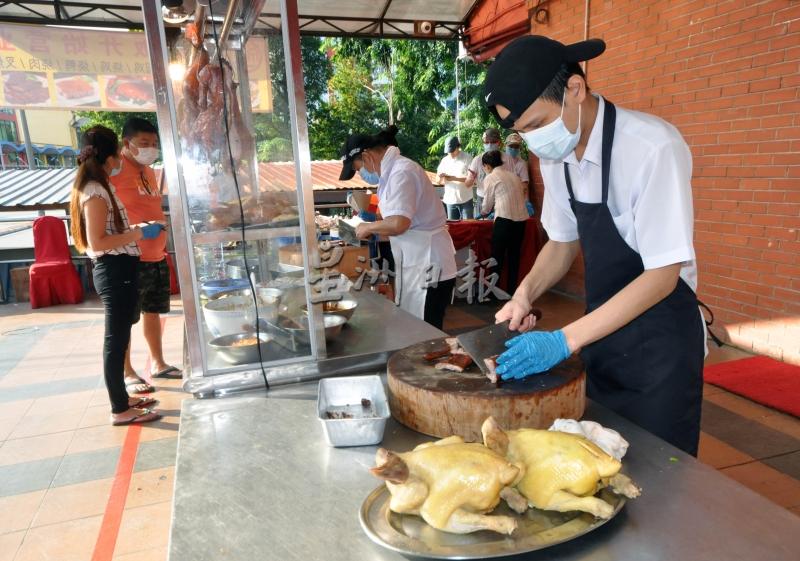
[{"xmin": 317, "ymin": 375, "xmax": 390, "ymax": 447}]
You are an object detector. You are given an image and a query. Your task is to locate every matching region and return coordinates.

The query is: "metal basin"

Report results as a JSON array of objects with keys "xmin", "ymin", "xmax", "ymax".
[
  {"xmin": 208, "ymin": 332, "xmax": 273, "ymax": 365},
  {"xmin": 301, "ymin": 297, "xmax": 359, "ymax": 321}
]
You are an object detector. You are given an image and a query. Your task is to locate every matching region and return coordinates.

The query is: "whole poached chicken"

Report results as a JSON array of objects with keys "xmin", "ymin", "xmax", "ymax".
[
  {"xmin": 369, "ymin": 417, "xmax": 640, "ymax": 535},
  {"xmin": 481, "ymin": 417, "xmax": 640, "ymax": 519},
  {"xmin": 370, "ymin": 436, "xmax": 523, "ymax": 534}
]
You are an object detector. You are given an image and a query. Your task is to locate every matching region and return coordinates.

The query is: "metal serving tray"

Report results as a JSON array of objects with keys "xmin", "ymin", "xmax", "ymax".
[
  {"xmin": 360, "ymin": 485, "xmax": 626, "ymax": 559},
  {"xmin": 317, "ymin": 375, "xmax": 390, "ymax": 447}
]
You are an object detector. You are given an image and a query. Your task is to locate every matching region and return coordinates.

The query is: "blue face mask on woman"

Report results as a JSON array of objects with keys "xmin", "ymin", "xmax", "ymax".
[
  {"xmin": 506, "ymin": 147, "xmax": 520, "ymax": 158},
  {"xmin": 359, "ymin": 167, "xmax": 380, "ymax": 185}
]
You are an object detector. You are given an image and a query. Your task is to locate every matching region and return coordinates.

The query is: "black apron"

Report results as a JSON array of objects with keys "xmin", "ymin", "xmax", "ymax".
[{"xmin": 565, "ymin": 100, "xmax": 704, "ymax": 456}]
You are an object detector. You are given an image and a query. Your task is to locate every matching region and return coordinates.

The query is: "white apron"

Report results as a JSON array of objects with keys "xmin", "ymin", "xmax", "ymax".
[{"xmin": 390, "ymin": 226, "xmax": 454, "ymax": 319}]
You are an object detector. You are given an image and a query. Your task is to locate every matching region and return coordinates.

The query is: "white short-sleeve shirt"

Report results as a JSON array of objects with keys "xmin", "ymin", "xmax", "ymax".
[
  {"xmin": 378, "ymin": 146, "xmax": 457, "ymax": 281},
  {"xmin": 540, "ymin": 96, "xmax": 697, "ymax": 291},
  {"xmin": 80, "ymin": 180, "xmax": 140, "ymax": 259},
  {"xmin": 507, "ymin": 155, "xmax": 530, "ymax": 185},
  {"xmin": 437, "ymin": 150, "xmax": 473, "ymax": 204},
  {"xmin": 468, "ymin": 151, "xmax": 513, "ymax": 198}
]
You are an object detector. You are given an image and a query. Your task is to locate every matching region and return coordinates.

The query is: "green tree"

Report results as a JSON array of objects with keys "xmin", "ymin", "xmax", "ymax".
[
  {"xmin": 252, "ymin": 35, "xmax": 332, "ymax": 161},
  {"xmin": 74, "ymin": 110, "xmax": 156, "ymax": 139},
  {"xmin": 314, "ymin": 38, "xmax": 502, "ymax": 171}
]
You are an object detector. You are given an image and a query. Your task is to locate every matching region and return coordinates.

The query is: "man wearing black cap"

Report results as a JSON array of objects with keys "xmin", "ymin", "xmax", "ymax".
[
  {"xmin": 485, "ymin": 36, "xmax": 705, "ymax": 456},
  {"xmin": 436, "ymin": 136, "xmax": 473, "ymax": 220}
]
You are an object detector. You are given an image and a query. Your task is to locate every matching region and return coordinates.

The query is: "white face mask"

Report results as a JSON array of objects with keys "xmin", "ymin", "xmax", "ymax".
[
  {"xmin": 520, "ymin": 91, "xmax": 581, "ymax": 161},
  {"xmin": 130, "ymin": 145, "xmax": 159, "ymax": 166},
  {"xmin": 109, "ymin": 164, "xmax": 122, "ymax": 177}
]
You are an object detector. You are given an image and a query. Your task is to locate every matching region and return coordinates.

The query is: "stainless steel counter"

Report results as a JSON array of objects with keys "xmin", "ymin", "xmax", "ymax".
[{"xmin": 169, "ymin": 381, "xmax": 800, "ymax": 561}]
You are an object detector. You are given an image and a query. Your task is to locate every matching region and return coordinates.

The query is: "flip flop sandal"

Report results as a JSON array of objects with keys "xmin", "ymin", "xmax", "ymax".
[
  {"xmin": 111, "ymin": 408, "xmax": 162, "ymax": 426},
  {"xmin": 129, "ymin": 396, "xmax": 158, "ymax": 408},
  {"xmin": 151, "ymin": 365, "xmax": 181, "ymax": 378},
  {"xmin": 125, "ymin": 378, "xmax": 155, "ymax": 394}
]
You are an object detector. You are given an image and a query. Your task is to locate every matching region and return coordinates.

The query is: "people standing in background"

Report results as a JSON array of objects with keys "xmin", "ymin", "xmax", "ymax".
[
  {"xmin": 505, "ymin": 132, "xmax": 530, "ymax": 195},
  {"xmin": 112, "ymin": 117, "xmax": 181, "ymax": 394},
  {"xmin": 480, "ymin": 150, "xmax": 529, "ymax": 294},
  {"xmin": 465, "ymin": 127, "xmax": 512, "ymax": 217},
  {"xmin": 69, "ymin": 125, "xmax": 163, "ymax": 426},
  {"xmin": 436, "ymin": 136, "xmax": 474, "ymax": 220},
  {"xmin": 505, "ymin": 132, "xmax": 536, "ymax": 216}
]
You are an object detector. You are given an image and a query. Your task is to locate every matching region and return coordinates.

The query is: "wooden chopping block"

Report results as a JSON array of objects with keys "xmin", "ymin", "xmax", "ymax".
[{"xmin": 387, "ymin": 338, "xmax": 585, "ymax": 441}]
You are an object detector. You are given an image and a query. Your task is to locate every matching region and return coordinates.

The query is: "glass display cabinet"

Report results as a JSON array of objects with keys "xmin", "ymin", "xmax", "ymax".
[{"xmin": 141, "ymin": 0, "xmax": 327, "ymax": 387}]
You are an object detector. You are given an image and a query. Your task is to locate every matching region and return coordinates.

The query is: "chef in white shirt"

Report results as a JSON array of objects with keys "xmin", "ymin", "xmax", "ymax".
[
  {"xmin": 339, "ymin": 125, "xmax": 458, "ymax": 329},
  {"xmin": 484, "ymin": 36, "xmax": 705, "ymax": 456},
  {"xmin": 465, "ymin": 127, "xmax": 513, "ymax": 217},
  {"xmin": 436, "ymin": 136, "xmax": 474, "ymax": 220}
]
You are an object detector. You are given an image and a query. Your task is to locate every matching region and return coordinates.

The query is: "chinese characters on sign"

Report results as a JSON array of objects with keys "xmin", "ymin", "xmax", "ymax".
[
  {"xmin": 0, "ymin": 23, "xmax": 154, "ymax": 110},
  {"xmin": 0, "ymin": 23, "xmax": 272, "ymax": 112}
]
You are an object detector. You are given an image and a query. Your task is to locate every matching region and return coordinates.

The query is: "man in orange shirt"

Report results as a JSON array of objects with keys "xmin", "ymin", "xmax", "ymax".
[{"xmin": 112, "ymin": 118, "xmax": 179, "ymax": 392}]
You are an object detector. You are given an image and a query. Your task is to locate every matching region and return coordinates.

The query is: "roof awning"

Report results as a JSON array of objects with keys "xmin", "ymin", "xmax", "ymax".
[
  {"xmin": 462, "ymin": 0, "xmax": 531, "ymax": 62},
  {"xmin": 0, "ymin": 161, "xmax": 439, "ymax": 211},
  {"xmin": 0, "ymin": 1, "xmax": 482, "ymax": 39}
]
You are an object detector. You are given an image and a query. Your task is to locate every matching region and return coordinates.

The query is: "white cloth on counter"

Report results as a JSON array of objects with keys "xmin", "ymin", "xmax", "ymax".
[{"xmin": 548, "ymin": 418, "xmax": 629, "ymax": 460}]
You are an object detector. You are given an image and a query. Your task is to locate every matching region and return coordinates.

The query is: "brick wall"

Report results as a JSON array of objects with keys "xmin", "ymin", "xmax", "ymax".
[{"xmin": 526, "ymin": 0, "xmax": 800, "ymax": 363}]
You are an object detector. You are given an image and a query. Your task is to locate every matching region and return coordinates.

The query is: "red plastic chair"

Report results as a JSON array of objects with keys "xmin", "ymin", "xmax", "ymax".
[{"xmin": 29, "ymin": 216, "xmax": 84, "ymax": 308}]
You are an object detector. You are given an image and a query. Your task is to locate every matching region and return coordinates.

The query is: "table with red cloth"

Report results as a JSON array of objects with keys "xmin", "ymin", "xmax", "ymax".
[{"xmin": 447, "ymin": 217, "xmax": 540, "ymax": 292}]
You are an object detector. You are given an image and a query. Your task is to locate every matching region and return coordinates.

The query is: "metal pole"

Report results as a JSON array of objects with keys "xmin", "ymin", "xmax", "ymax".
[
  {"xmin": 281, "ymin": 0, "xmax": 326, "ymax": 359},
  {"xmin": 16, "ymin": 110, "xmax": 36, "ymax": 170},
  {"xmin": 141, "ymin": 0, "xmax": 205, "ymax": 377},
  {"xmin": 219, "ymin": 0, "xmax": 240, "ymax": 47}
]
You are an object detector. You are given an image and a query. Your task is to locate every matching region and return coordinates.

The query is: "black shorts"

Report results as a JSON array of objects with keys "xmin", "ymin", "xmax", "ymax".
[{"xmin": 138, "ymin": 259, "xmax": 171, "ymax": 314}]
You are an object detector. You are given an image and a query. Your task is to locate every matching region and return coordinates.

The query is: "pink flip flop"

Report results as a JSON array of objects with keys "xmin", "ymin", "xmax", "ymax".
[{"xmin": 111, "ymin": 408, "xmax": 162, "ymax": 426}]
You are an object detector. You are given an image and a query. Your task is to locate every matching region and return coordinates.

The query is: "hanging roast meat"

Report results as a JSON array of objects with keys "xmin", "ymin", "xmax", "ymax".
[{"xmin": 179, "ymin": 23, "xmax": 254, "ymax": 166}]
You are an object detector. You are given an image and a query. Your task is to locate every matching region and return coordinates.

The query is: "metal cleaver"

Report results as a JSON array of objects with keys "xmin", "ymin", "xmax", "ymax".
[{"xmin": 455, "ymin": 310, "xmax": 543, "ymax": 375}]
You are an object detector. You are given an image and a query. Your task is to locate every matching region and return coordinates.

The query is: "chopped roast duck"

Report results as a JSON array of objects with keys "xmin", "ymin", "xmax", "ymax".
[
  {"xmin": 424, "ymin": 339, "xmax": 475, "ymax": 373},
  {"xmin": 481, "ymin": 417, "xmax": 640, "ymax": 519},
  {"xmin": 370, "ymin": 436, "xmax": 523, "ymax": 534},
  {"xmin": 423, "ymin": 347, "xmax": 451, "ymax": 362},
  {"xmin": 434, "ymin": 354, "xmax": 474, "ymax": 372},
  {"xmin": 484, "ymin": 355, "xmax": 500, "ymax": 384}
]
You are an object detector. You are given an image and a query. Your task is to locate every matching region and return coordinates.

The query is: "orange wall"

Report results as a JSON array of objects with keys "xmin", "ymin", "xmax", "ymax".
[{"xmin": 523, "ymin": 0, "xmax": 800, "ymax": 363}]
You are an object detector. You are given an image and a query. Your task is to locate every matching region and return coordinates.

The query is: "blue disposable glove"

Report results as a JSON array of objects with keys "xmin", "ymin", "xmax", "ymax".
[
  {"xmin": 525, "ymin": 200, "xmax": 535, "ymax": 217},
  {"xmin": 495, "ymin": 330, "xmax": 571, "ymax": 381},
  {"xmin": 140, "ymin": 223, "xmax": 164, "ymax": 240},
  {"xmin": 358, "ymin": 210, "xmax": 377, "ymax": 222}
]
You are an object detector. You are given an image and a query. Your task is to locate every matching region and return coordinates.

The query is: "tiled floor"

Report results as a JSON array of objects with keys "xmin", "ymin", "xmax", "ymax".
[
  {"xmin": 0, "ymin": 296, "xmax": 186, "ymax": 561},
  {"xmin": 0, "ymin": 290, "xmax": 798, "ymax": 560}
]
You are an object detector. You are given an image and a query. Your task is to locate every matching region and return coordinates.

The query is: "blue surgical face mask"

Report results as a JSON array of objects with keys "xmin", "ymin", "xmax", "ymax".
[
  {"xmin": 483, "ymin": 142, "xmax": 499, "ymax": 152},
  {"xmin": 359, "ymin": 167, "xmax": 380, "ymax": 185},
  {"xmin": 520, "ymin": 91, "xmax": 581, "ymax": 161},
  {"xmin": 506, "ymin": 147, "xmax": 520, "ymax": 158},
  {"xmin": 109, "ymin": 159, "xmax": 122, "ymax": 177}
]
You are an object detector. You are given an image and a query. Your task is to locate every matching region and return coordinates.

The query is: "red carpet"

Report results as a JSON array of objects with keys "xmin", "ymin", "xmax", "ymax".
[{"xmin": 704, "ymin": 356, "xmax": 800, "ymax": 418}]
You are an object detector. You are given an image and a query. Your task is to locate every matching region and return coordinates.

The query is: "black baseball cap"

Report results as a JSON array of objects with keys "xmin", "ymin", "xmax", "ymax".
[
  {"xmin": 444, "ymin": 136, "xmax": 460, "ymax": 153},
  {"xmin": 339, "ymin": 133, "xmax": 370, "ymax": 180},
  {"xmin": 483, "ymin": 35, "xmax": 606, "ymax": 129}
]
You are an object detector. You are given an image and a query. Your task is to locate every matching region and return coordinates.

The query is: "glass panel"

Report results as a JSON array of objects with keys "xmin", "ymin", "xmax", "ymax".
[{"xmin": 163, "ymin": 8, "xmax": 315, "ymax": 375}]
